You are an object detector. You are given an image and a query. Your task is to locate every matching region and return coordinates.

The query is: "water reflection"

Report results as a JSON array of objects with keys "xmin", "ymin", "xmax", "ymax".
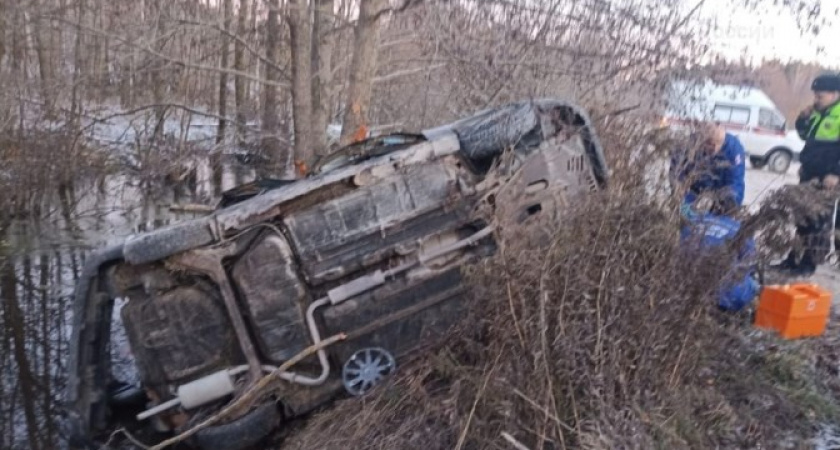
[{"xmin": 0, "ymin": 157, "xmax": 256, "ymax": 449}]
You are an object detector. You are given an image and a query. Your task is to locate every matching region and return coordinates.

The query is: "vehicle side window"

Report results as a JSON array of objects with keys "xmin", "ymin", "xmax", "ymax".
[
  {"xmin": 712, "ymin": 104, "xmax": 750, "ymax": 125},
  {"xmin": 712, "ymin": 105, "xmax": 732, "ymax": 122},
  {"xmin": 729, "ymin": 107, "xmax": 750, "ymax": 125},
  {"xmin": 758, "ymin": 108, "xmax": 785, "ymax": 131}
]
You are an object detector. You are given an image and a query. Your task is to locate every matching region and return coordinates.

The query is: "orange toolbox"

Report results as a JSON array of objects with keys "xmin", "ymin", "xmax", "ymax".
[{"xmin": 754, "ymin": 283, "xmax": 832, "ymax": 339}]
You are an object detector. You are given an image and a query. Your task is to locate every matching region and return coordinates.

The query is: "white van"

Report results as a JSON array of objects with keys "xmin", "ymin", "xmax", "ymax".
[{"xmin": 663, "ymin": 81, "xmax": 803, "ymax": 173}]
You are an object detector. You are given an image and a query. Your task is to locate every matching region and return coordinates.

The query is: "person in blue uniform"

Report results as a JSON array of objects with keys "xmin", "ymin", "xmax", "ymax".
[
  {"xmin": 673, "ymin": 124, "xmax": 756, "ymax": 311},
  {"xmin": 672, "ymin": 124, "xmax": 746, "ymax": 216}
]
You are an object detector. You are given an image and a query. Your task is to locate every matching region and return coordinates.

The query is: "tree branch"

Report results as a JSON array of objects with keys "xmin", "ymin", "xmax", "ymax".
[{"xmin": 373, "ymin": 63, "xmax": 446, "ymax": 83}]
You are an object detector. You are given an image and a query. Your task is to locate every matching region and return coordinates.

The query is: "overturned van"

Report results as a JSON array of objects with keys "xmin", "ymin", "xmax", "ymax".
[{"xmin": 66, "ymin": 99, "xmax": 608, "ymax": 450}]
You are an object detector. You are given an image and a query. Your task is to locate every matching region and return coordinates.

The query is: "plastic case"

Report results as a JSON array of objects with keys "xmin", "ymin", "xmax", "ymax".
[{"xmin": 754, "ymin": 284, "xmax": 831, "ymax": 339}]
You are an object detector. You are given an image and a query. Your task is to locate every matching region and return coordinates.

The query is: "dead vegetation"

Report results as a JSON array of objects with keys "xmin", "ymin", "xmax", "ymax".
[{"xmin": 745, "ymin": 183, "xmax": 840, "ymax": 261}]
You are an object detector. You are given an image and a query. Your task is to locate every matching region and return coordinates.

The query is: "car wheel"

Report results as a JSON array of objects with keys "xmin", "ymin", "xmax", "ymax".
[
  {"xmin": 766, "ymin": 149, "xmax": 792, "ymax": 174},
  {"xmin": 341, "ymin": 347, "xmax": 396, "ymax": 396},
  {"xmin": 192, "ymin": 402, "xmax": 283, "ymax": 450},
  {"xmin": 749, "ymin": 156, "xmax": 767, "ymax": 170}
]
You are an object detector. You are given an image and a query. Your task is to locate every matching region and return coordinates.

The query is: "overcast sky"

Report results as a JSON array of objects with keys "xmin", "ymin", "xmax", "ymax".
[{"xmin": 706, "ymin": 0, "xmax": 840, "ymax": 64}]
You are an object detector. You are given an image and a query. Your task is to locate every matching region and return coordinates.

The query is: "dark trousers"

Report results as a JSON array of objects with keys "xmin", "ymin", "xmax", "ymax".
[{"xmin": 786, "ymin": 174, "xmax": 838, "ymax": 270}]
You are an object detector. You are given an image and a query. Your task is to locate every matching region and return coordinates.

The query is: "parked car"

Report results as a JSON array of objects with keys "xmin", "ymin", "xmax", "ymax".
[
  {"xmin": 66, "ymin": 100, "xmax": 608, "ymax": 450},
  {"xmin": 663, "ymin": 80, "xmax": 803, "ymax": 173}
]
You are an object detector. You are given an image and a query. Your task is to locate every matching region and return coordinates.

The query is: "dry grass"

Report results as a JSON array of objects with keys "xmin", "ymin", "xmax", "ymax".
[{"xmin": 744, "ymin": 182, "xmax": 840, "ymax": 264}]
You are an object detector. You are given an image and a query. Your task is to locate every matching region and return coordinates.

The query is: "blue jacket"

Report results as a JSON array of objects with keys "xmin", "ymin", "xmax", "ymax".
[
  {"xmin": 680, "ymin": 214, "xmax": 758, "ymax": 311},
  {"xmin": 672, "ymin": 133, "xmax": 746, "ymax": 208}
]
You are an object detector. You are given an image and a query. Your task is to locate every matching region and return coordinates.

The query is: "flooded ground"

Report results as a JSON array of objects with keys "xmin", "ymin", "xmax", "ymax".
[{"xmin": 0, "ymin": 131, "xmax": 256, "ymax": 448}]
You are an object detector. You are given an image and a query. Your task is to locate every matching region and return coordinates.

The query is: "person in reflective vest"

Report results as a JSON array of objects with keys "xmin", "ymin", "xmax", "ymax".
[{"xmin": 774, "ymin": 73, "xmax": 840, "ymax": 276}]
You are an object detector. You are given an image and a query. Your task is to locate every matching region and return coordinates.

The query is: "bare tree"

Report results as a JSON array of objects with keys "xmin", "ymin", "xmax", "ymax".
[
  {"xmin": 30, "ymin": 0, "xmax": 58, "ymax": 114},
  {"xmin": 0, "ymin": 0, "xmax": 6, "ymax": 65},
  {"xmin": 217, "ymin": 0, "xmax": 233, "ymax": 147},
  {"xmin": 311, "ymin": 0, "xmax": 335, "ymax": 156},
  {"xmin": 289, "ymin": 0, "xmax": 315, "ymax": 167},
  {"xmin": 339, "ymin": 0, "xmax": 388, "ymax": 146},
  {"xmin": 214, "ymin": 0, "xmax": 234, "ymax": 191},
  {"xmin": 261, "ymin": 0, "xmax": 286, "ymax": 174},
  {"xmin": 2, "ymin": 258, "xmax": 42, "ymax": 450},
  {"xmin": 234, "ymin": 0, "xmax": 250, "ymax": 142}
]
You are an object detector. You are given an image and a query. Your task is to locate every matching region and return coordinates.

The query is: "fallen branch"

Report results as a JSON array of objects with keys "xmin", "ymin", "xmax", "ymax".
[
  {"xmin": 501, "ymin": 432, "xmax": 532, "ymax": 450},
  {"xmin": 99, "ymin": 428, "xmax": 151, "ymax": 450},
  {"xmin": 149, "ymin": 333, "xmax": 346, "ymax": 450},
  {"xmin": 168, "ymin": 203, "xmax": 215, "ymax": 214}
]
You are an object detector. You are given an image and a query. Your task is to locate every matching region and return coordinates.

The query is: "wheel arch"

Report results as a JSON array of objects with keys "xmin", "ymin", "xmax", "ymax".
[{"xmin": 767, "ymin": 146, "xmax": 794, "ymax": 157}]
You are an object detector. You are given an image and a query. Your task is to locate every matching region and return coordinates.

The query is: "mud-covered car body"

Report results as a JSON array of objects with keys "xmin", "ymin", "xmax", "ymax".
[{"xmin": 67, "ymin": 100, "xmax": 608, "ymax": 449}]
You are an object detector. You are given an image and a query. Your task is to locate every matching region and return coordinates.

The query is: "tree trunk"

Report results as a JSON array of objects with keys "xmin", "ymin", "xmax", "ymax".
[
  {"xmin": 11, "ymin": 2, "xmax": 23, "ymax": 131},
  {"xmin": 339, "ymin": 0, "xmax": 387, "ymax": 146},
  {"xmin": 261, "ymin": 0, "xmax": 285, "ymax": 175},
  {"xmin": 55, "ymin": 0, "xmax": 66, "ymax": 64},
  {"xmin": 70, "ymin": 0, "xmax": 85, "ymax": 131},
  {"xmin": 249, "ymin": 0, "xmax": 258, "ymax": 103},
  {"xmin": 38, "ymin": 253, "xmax": 55, "ymax": 447},
  {"xmin": 149, "ymin": 0, "xmax": 167, "ymax": 140},
  {"xmin": 289, "ymin": 0, "xmax": 315, "ymax": 169},
  {"xmin": 215, "ymin": 0, "xmax": 233, "ymax": 193},
  {"xmin": 96, "ymin": 0, "xmax": 110, "ymax": 92},
  {"xmin": 30, "ymin": 0, "xmax": 57, "ymax": 114},
  {"xmin": 2, "ymin": 257, "xmax": 42, "ymax": 450},
  {"xmin": 234, "ymin": 0, "xmax": 250, "ymax": 143},
  {"xmin": 217, "ymin": 0, "xmax": 233, "ymax": 146},
  {"xmin": 58, "ymin": 181, "xmax": 81, "ymax": 238},
  {"xmin": 0, "ymin": 0, "xmax": 6, "ymax": 65},
  {"xmin": 0, "ymin": 310, "xmax": 9, "ymax": 446},
  {"xmin": 311, "ymin": 0, "xmax": 334, "ymax": 156}
]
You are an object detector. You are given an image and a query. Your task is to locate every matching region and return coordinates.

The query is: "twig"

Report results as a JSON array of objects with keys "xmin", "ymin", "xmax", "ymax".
[
  {"xmin": 99, "ymin": 427, "xmax": 151, "ymax": 450},
  {"xmin": 168, "ymin": 203, "xmax": 215, "ymax": 213},
  {"xmin": 592, "ymin": 103, "xmax": 642, "ymax": 122},
  {"xmin": 373, "ymin": 64, "xmax": 447, "ymax": 83},
  {"xmin": 149, "ymin": 333, "xmax": 346, "ymax": 450},
  {"xmin": 506, "ymin": 278, "xmax": 527, "ymax": 349},
  {"xmin": 501, "ymin": 431, "xmax": 532, "ymax": 450},
  {"xmin": 454, "ymin": 352, "xmax": 502, "ymax": 450},
  {"xmin": 511, "ymin": 389, "xmax": 576, "ymax": 433}
]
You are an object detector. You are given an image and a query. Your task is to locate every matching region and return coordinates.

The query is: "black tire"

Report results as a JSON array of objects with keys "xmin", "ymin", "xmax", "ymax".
[
  {"xmin": 766, "ymin": 149, "xmax": 793, "ymax": 174},
  {"xmin": 192, "ymin": 402, "xmax": 283, "ymax": 450},
  {"xmin": 749, "ymin": 155, "xmax": 767, "ymax": 170},
  {"xmin": 423, "ymin": 100, "xmax": 608, "ymax": 187}
]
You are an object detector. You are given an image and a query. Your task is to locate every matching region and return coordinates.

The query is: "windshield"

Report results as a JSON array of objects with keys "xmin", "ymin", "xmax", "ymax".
[{"xmin": 758, "ymin": 108, "xmax": 786, "ymax": 131}]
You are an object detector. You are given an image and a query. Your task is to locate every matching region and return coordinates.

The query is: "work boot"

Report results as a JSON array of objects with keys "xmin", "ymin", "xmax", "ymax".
[
  {"xmin": 769, "ymin": 252, "xmax": 816, "ymax": 278},
  {"xmin": 786, "ymin": 263, "xmax": 816, "ymax": 278},
  {"xmin": 768, "ymin": 252, "xmax": 798, "ymax": 271}
]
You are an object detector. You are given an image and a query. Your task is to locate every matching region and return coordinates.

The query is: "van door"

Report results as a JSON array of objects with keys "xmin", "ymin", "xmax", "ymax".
[{"xmin": 752, "ymin": 107, "xmax": 787, "ymax": 155}]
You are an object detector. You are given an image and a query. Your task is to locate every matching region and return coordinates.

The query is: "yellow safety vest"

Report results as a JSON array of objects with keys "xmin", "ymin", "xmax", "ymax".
[{"xmin": 808, "ymin": 102, "xmax": 840, "ymax": 142}]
